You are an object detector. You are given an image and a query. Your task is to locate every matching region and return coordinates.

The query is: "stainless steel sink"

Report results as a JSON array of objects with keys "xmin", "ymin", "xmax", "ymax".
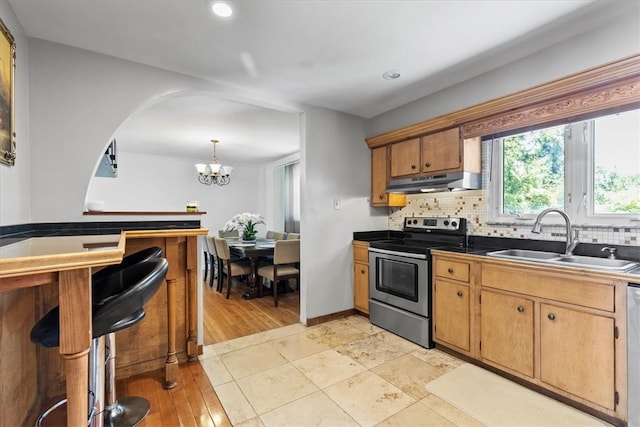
[
  {"xmin": 550, "ymin": 255, "xmax": 639, "ymax": 271},
  {"xmin": 486, "ymin": 249, "xmax": 639, "ymax": 272},
  {"xmin": 486, "ymin": 249, "xmax": 561, "ymax": 261}
]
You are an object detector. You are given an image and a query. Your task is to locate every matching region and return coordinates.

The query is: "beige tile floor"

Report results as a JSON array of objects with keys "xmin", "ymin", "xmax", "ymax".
[{"xmin": 197, "ymin": 315, "xmax": 592, "ymax": 426}]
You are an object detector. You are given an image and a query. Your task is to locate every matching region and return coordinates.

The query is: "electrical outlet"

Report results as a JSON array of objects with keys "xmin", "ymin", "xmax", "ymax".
[{"xmin": 333, "ymin": 198, "xmax": 341, "ymax": 210}]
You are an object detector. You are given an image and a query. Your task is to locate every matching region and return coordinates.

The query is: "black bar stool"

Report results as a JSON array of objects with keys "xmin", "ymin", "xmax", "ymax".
[
  {"xmin": 92, "ymin": 247, "xmax": 164, "ymax": 305},
  {"xmin": 30, "ymin": 255, "xmax": 168, "ymax": 427},
  {"xmin": 92, "ymin": 246, "xmax": 163, "ymax": 427},
  {"xmin": 94, "ymin": 257, "xmax": 168, "ymax": 427}
]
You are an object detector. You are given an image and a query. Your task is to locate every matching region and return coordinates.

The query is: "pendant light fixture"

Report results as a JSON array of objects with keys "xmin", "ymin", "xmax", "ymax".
[{"xmin": 195, "ymin": 139, "xmax": 233, "ymax": 186}]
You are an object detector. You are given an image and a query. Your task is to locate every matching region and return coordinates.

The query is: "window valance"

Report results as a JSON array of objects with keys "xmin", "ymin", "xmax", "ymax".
[{"xmin": 366, "ymin": 54, "xmax": 640, "ymax": 148}]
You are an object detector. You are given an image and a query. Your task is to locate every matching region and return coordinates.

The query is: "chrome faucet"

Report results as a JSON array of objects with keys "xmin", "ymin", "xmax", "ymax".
[
  {"xmin": 601, "ymin": 246, "xmax": 617, "ymax": 259},
  {"xmin": 531, "ymin": 208, "xmax": 579, "ymax": 256}
]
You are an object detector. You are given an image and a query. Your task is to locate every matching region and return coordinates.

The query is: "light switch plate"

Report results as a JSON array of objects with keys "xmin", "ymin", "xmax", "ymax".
[{"xmin": 333, "ymin": 198, "xmax": 341, "ymax": 210}]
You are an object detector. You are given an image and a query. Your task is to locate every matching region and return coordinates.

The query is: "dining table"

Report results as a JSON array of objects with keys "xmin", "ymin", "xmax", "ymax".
[{"xmin": 227, "ymin": 237, "xmax": 275, "ymax": 299}]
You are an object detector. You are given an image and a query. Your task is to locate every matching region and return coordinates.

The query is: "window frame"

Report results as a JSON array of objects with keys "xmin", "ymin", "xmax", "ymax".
[{"xmin": 489, "ymin": 112, "xmax": 640, "ymax": 227}]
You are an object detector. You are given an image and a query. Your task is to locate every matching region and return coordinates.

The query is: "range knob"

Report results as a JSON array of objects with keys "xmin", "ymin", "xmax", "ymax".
[
  {"xmin": 451, "ymin": 221, "xmax": 457, "ymax": 228},
  {"xmin": 443, "ymin": 220, "xmax": 449, "ymax": 226},
  {"xmin": 412, "ymin": 219, "xmax": 418, "ymax": 224}
]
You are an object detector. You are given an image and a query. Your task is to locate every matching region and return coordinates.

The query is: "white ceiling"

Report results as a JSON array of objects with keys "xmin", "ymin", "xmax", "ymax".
[{"xmin": 8, "ymin": 0, "xmax": 624, "ymax": 162}]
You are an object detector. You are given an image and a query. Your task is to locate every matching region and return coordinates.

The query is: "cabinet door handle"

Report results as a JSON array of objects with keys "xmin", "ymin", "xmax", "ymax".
[
  {"xmin": 547, "ymin": 313, "xmax": 556, "ymax": 320},
  {"xmin": 517, "ymin": 305, "xmax": 524, "ymax": 313},
  {"xmin": 448, "ymin": 268, "xmax": 454, "ymax": 274},
  {"xmin": 456, "ymin": 290, "xmax": 463, "ymax": 297},
  {"xmin": 378, "ymin": 194, "xmax": 384, "ymax": 200},
  {"xmin": 360, "ymin": 269, "xmax": 365, "ymax": 274},
  {"xmin": 425, "ymin": 162, "xmax": 431, "ymax": 168},
  {"xmin": 411, "ymin": 164, "xmax": 417, "ymax": 170}
]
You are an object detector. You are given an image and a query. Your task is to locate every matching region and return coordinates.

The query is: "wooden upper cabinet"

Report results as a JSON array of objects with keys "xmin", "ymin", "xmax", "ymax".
[
  {"xmin": 390, "ymin": 137, "xmax": 421, "ymax": 178},
  {"xmin": 371, "ymin": 146, "xmax": 390, "ymax": 204},
  {"xmin": 371, "ymin": 145, "xmax": 406, "ymax": 207},
  {"xmin": 389, "ymin": 128, "xmax": 471, "ymax": 179},
  {"xmin": 421, "ymin": 127, "xmax": 461, "ymax": 174}
]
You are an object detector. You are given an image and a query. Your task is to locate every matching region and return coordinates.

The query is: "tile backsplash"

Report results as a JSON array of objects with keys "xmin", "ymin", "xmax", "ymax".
[{"xmin": 389, "ymin": 190, "xmax": 640, "ymax": 246}]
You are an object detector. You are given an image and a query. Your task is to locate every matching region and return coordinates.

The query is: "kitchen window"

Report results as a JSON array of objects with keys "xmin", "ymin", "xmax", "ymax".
[{"xmin": 489, "ymin": 107, "xmax": 640, "ymax": 226}]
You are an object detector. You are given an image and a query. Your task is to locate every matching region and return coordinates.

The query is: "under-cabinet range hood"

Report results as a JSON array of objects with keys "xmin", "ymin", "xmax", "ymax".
[{"xmin": 386, "ymin": 171, "xmax": 481, "ymax": 194}]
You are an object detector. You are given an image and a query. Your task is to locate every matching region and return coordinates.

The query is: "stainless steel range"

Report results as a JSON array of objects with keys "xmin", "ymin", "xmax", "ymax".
[{"xmin": 368, "ymin": 217, "xmax": 467, "ymax": 348}]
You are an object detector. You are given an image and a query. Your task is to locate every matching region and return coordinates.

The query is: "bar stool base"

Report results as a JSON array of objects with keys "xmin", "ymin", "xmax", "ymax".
[{"xmin": 103, "ymin": 397, "xmax": 150, "ymax": 427}]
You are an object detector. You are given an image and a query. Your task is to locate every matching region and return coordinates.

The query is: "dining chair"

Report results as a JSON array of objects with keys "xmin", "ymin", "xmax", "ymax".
[
  {"xmin": 266, "ymin": 230, "xmax": 287, "ymax": 240},
  {"xmin": 257, "ymin": 239, "xmax": 300, "ymax": 307},
  {"xmin": 213, "ymin": 237, "xmax": 252, "ymax": 299},
  {"xmin": 206, "ymin": 236, "xmax": 220, "ymax": 290},
  {"xmin": 219, "ymin": 229, "xmax": 240, "ymax": 238},
  {"xmin": 286, "ymin": 233, "xmax": 300, "ymax": 240},
  {"xmin": 202, "ymin": 236, "xmax": 212, "ymax": 283}
]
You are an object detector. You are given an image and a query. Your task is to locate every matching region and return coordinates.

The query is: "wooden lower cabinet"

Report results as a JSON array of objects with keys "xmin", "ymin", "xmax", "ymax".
[
  {"xmin": 431, "ymin": 251, "xmax": 626, "ymax": 423},
  {"xmin": 540, "ymin": 303, "xmax": 615, "ymax": 410},
  {"xmin": 480, "ymin": 290, "xmax": 534, "ymax": 378},
  {"xmin": 353, "ymin": 241, "xmax": 370, "ymax": 314},
  {"xmin": 434, "ymin": 279, "xmax": 470, "ymax": 352}
]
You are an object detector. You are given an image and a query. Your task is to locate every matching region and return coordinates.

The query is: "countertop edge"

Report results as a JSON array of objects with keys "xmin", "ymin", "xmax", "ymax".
[{"xmin": 431, "ymin": 248, "xmax": 640, "ymax": 281}]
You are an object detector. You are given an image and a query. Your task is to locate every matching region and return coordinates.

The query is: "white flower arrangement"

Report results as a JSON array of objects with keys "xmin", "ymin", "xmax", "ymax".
[{"xmin": 224, "ymin": 212, "xmax": 265, "ymax": 239}]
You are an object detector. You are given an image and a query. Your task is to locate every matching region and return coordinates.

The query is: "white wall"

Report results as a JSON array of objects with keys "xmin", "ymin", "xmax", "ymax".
[
  {"xmin": 22, "ymin": 37, "xmax": 379, "ymax": 325},
  {"xmin": 367, "ymin": 5, "xmax": 640, "ymax": 137},
  {"xmin": 0, "ymin": 2, "xmax": 29, "ymax": 226},
  {"xmin": 301, "ymin": 106, "xmax": 381, "ymax": 320},
  {"xmin": 86, "ymin": 151, "xmax": 265, "ymax": 233},
  {"xmin": 26, "ymin": 38, "xmax": 301, "ymax": 224}
]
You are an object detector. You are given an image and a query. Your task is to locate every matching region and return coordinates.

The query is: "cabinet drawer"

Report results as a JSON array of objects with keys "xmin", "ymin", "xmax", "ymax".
[
  {"xmin": 436, "ymin": 259, "xmax": 470, "ymax": 283},
  {"xmin": 353, "ymin": 242, "xmax": 370, "ymax": 263},
  {"xmin": 481, "ymin": 263, "xmax": 614, "ymax": 312}
]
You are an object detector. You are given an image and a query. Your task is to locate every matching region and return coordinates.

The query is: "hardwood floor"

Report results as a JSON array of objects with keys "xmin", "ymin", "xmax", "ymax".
[
  {"xmin": 202, "ymin": 274, "xmax": 300, "ymax": 344},
  {"xmin": 36, "ymin": 276, "xmax": 300, "ymax": 426},
  {"xmin": 38, "ymin": 362, "xmax": 231, "ymax": 427}
]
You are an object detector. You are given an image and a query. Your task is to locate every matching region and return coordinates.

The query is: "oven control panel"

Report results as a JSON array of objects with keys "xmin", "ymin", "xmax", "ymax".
[{"xmin": 404, "ymin": 217, "xmax": 465, "ymax": 231}]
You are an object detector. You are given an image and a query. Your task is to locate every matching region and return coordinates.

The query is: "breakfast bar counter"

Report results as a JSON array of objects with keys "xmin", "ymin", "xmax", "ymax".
[
  {"xmin": 0, "ymin": 227, "xmax": 207, "ymax": 427},
  {"xmin": 0, "ymin": 234, "xmax": 125, "ymax": 427}
]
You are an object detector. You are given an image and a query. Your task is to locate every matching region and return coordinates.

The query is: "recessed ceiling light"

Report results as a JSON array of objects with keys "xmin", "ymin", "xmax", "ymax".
[
  {"xmin": 211, "ymin": 2, "xmax": 233, "ymax": 18},
  {"xmin": 382, "ymin": 70, "xmax": 401, "ymax": 80}
]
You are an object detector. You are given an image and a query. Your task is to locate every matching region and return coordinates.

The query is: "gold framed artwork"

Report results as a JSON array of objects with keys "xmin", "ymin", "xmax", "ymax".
[{"xmin": 0, "ymin": 18, "xmax": 15, "ymax": 166}]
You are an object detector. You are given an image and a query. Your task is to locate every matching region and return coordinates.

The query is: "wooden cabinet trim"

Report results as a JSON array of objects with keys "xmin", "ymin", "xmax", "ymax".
[
  {"xmin": 462, "ymin": 75, "xmax": 640, "ymax": 138},
  {"xmin": 366, "ymin": 54, "xmax": 640, "ymax": 148}
]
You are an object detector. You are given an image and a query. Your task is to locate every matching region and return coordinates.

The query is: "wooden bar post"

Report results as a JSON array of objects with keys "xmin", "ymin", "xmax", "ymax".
[
  {"xmin": 164, "ymin": 237, "xmax": 179, "ymax": 389},
  {"xmin": 186, "ymin": 236, "xmax": 198, "ymax": 361},
  {"xmin": 58, "ymin": 268, "xmax": 92, "ymax": 427}
]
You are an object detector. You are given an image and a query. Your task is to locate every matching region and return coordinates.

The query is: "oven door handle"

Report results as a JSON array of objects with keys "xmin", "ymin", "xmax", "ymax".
[{"xmin": 368, "ymin": 247, "xmax": 428, "ymax": 260}]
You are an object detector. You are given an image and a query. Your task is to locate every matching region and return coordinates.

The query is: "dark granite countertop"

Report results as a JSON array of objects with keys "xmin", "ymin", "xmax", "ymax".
[
  {"xmin": 354, "ymin": 231, "xmax": 640, "ymax": 277},
  {"xmin": 436, "ymin": 236, "xmax": 640, "ymax": 278},
  {"xmin": 0, "ymin": 220, "xmax": 203, "ymax": 247},
  {"xmin": 353, "ymin": 230, "xmax": 403, "ymax": 242}
]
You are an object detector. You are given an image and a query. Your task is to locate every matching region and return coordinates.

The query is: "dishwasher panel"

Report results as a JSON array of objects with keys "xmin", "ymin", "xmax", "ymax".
[{"xmin": 628, "ymin": 284, "xmax": 640, "ymax": 426}]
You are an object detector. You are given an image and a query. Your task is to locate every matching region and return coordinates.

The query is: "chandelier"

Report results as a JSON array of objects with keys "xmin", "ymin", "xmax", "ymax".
[{"xmin": 195, "ymin": 139, "xmax": 233, "ymax": 186}]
